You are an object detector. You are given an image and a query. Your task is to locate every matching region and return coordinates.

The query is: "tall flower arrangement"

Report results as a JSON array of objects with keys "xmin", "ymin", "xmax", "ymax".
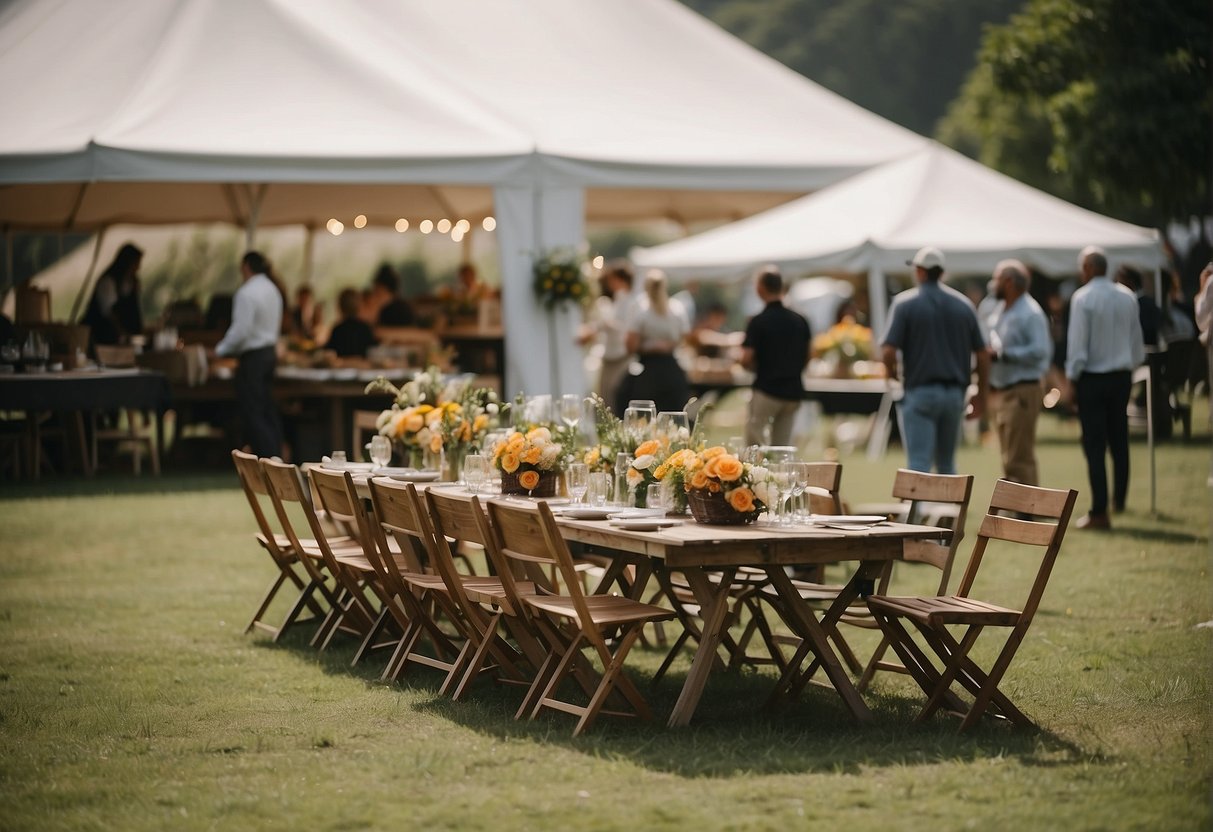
[
  {"xmin": 365, "ymin": 366, "xmax": 499, "ymax": 467},
  {"xmin": 533, "ymin": 247, "xmax": 590, "ymax": 310}
]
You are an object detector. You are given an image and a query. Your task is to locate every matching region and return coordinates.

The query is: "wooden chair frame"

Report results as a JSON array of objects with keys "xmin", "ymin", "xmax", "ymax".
[
  {"xmin": 485, "ymin": 499, "xmax": 675, "ymax": 736},
  {"xmin": 867, "ymin": 479, "xmax": 1077, "ymax": 731},
  {"xmin": 231, "ymin": 450, "xmax": 325, "ymax": 640}
]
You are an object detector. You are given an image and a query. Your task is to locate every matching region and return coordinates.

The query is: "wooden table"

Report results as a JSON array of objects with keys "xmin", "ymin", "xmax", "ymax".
[
  {"xmin": 347, "ymin": 477, "xmax": 950, "ymax": 728},
  {"xmin": 553, "ymin": 512, "xmax": 947, "ymax": 726}
]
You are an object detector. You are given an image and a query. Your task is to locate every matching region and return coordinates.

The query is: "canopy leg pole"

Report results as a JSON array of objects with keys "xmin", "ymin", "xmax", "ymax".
[
  {"xmin": 3, "ymin": 228, "xmax": 12, "ymax": 303},
  {"xmin": 70, "ymin": 227, "xmax": 108, "ymax": 324},
  {"xmin": 245, "ymin": 184, "xmax": 268, "ymax": 249}
]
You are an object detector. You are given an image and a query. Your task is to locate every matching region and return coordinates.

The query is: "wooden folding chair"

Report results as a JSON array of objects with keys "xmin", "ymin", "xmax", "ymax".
[
  {"xmin": 365, "ymin": 478, "xmax": 502, "ymax": 686},
  {"xmin": 259, "ymin": 458, "xmax": 377, "ymax": 650},
  {"xmin": 425, "ymin": 488, "xmax": 544, "ymax": 699},
  {"xmin": 231, "ymin": 450, "xmax": 326, "ymax": 640},
  {"xmin": 867, "ymin": 479, "xmax": 1077, "ymax": 731},
  {"xmin": 769, "ymin": 469, "xmax": 974, "ymax": 698},
  {"xmin": 486, "ymin": 498, "xmax": 675, "ymax": 736}
]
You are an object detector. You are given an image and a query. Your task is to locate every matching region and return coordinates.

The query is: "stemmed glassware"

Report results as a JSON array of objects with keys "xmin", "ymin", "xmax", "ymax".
[
  {"xmin": 769, "ymin": 462, "xmax": 793, "ymax": 524},
  {"xmin": 368, "ymin": 435, "xmax": 392, "ymax": 469},
  {"xmin": 624, "ymin": 399, "xmax": 656, "ymax": 445},
  {"xmin": 566, "ymin": 462, "xmax": 589, "ymax": 504},
  {"xmin": 784, "ymin": 461, "xmax": 808, "ymax": 523},
  {"xmin": 464, "ymin": 454, "xmax": 489, "ymax": 494},
  {"xmin": 655, "ymin": 411, "xmax": 689, "ymax": 445}
]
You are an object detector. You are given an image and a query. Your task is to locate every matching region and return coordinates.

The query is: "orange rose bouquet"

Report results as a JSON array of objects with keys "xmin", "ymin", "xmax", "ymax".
[
  {"xmin": 490, "ymin": 426, "xmax": 567, "ymax": 496},
  {"xmin": 661, "ymin": 445, "xmax": 765, "ymax": 523}
]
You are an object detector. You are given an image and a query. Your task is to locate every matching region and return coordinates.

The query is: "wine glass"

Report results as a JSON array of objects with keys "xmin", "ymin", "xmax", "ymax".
[
  {"xmin": 655, "ymin": 410, "xmax": 689, "ymax": 445},
  {"xmin": 368, "ymin": 435, "xmax": 392, "ymax": 469},
  {"xmin": 770, "ymin": 462, "xmax": 793, "ymax": 525},
  {"xmin": 785, "ymin": 461, "xmax": 808, "ymax": 522},
  {"xmin": 566, "ymin": 462, "xmax": 589, "ymax": 504},
  {"xmin": 560, "ymin": 394, "xmax": 582, "ymax": 431},
  {"xmin": 464, "ymin": 453, "xmax": 489, "ymax": 494}
]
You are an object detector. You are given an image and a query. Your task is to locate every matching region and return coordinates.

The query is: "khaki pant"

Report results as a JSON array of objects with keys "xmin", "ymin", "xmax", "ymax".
[
  {"xmin": 993, "ymin": 380, "xmax": 1042, "ymax": 486},
  {"xmin": 745, "ymin": 388, "xmax": 801, "ymax": 446}
]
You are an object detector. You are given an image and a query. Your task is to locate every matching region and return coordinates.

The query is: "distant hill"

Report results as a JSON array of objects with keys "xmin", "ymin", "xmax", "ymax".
[{"xmin": 678, "ymin": 0, "xmax": 1022, "ymax": 137}]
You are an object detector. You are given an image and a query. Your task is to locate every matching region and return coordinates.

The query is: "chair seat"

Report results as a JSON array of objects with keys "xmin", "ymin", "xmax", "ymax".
[
  {"xmin": 401, "ymin": 573, "xmax": 502, "ymax": 593},
  {"xmin": 868, "ymin": 594, "xmax": 1022, "ymax": 627},
  {"xmin": 335, "ymin": 550, "xmax": 416, "ymax": 574},
  {"xmin": 524, "ymin": 594, "xmax": 676, "ymax": 627},
  {"xmin": 261, "ymin": 532, "xmax": 363, "ymax": 557},
  {"xmin": 465, "ymin": 581, "xmax": 538, "ymax": 611}
]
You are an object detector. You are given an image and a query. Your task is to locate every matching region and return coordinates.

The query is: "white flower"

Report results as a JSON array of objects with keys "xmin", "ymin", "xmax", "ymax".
[
  {"xmin": 632, "ymin": 454, "xmax": 656, "ymax": 471},
  {"xmin": 487, "ymin": 402, "xmax": 499, "ymax": 415},
  {"xmin": 754, "ymin": 481, "xmax": 772, "ymax": 505},
  {"xmin": 750, "ymin": 465, "xmax": 770, "ymax": 483}
]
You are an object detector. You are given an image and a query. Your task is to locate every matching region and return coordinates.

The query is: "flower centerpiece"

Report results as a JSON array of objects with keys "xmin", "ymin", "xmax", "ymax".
[
  {"xmin": 663, "ymin": 445, "xmax": 766, "ymax": 525},
  {"xmin": 582, "ymin": 394, "xmax": 628, "ymax": 475},
  {"xmin": 811, "ymin": 315, "xmax": 875, "ymax": 378},
  {"xmin": 490, "ymin": 426, "xmax": 566, "ymax": 496},
  {"xmin": 365, "ymin": 366, "xmax": 498, "ymax": 477},
  {"xmin": 533, "ymin": 247, "xmax": 590, "ymax": 310}
]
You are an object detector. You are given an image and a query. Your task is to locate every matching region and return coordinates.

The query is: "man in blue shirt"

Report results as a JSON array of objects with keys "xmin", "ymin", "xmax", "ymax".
[
  {"xmin": 881, "ymin": 247, "xmax": 988, "ymax": 474},
  {"xmin": 1065, "ymin": 246, "xmax": 1145, "ymax": 529},
  {"xmin": 216, "ymin": 251, "xmax": 284, "ymax": 458},
  {"xmin": 986, "ymin": 259, "xmax": 1052, "ymax": 486}
]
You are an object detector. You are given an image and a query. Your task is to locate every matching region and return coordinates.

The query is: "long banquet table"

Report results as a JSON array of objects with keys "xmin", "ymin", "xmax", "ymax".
[{"xmin": 347, "ymin": 476, "xmax": 950, "ymax": 728}]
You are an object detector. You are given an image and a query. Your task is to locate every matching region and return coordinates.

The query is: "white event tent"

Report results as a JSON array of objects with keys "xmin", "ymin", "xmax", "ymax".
[
  {"xmin": 0, "ymin": 0, "xmax": 926, "ymax": 395},
  {"xmin": 633, "ymin": 142, "xmax": 1164, "ymax": 333}
]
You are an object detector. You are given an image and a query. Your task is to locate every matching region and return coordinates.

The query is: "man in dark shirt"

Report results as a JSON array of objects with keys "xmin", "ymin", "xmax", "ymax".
[
  {"xmin": 370, "ymin": 265, "xmax": 415, "ymax": 327},
  {"xmin": 741, "ymin": 265, "xmax": 811, "ymax": 445},
  {"xmin": 325, "ymin": 288, "xmax": 377, "ymax": 358}
]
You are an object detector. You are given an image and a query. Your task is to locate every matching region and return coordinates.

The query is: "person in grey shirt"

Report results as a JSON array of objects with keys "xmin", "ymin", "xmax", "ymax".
[
  {"xmin": 216, "ymin": 251, "xmax": 284, "ymax": 458},
  {"xmin": 1065, "ymin": 245, "xmax": 1145, "ymax": 529},
  {"xmin": 986, "ymin": 259, "xmax": 1052, "ymax": 486}
]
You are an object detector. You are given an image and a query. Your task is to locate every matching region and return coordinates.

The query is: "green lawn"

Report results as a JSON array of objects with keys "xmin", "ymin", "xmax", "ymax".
[{"xmin": 1, "ymin": 407, "xmax": 1209, "ymax": 831}]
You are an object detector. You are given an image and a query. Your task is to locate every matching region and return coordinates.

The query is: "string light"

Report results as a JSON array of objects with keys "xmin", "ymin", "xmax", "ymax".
[
  {"xmin": 419, "ymin": 220, "xmax": 434, "ymax": 234},
  {"xmin": 326, "ymin": 218, "xmax": 344, "ymax": 236},
  {"xmin": 353, "ymin": 214, "xmax": 367, "ymax": 229},
  {"xmin": 436, "ymin": 218, "xmax": 452, "ymax": 234},
  {"xmin": 454, "ymin": 219, "xmax": 471, "ymax": 233},
  {"xmin": 395, "ymin": 218, "xmax": 409, "ymax": 232},
  {"xmin": 451, "ymin": 229, "xmax": 465, "ymax": 243},
  {"xmin": 482, "ymin": 216, "xmax": 496, "ymax": 232},
  {"xmin": 592, "ymin": 255, "xmax": 604, "ymax": 269}
]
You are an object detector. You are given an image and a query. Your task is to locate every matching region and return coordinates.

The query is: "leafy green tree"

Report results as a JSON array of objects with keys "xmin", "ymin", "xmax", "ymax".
[{"xmin": 939, "ymin": 0, "xmax": 1211, "ymax": 227}]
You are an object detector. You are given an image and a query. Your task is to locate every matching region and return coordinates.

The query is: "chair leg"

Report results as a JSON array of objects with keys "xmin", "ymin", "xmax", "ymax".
[
  {"xmin": 574, "ymin": 627, "xmax": 648, "ymax": 736},
  {"xmin": 352, "ymin": 605, "xmax": 394, "ymax": 667},
  {"xmin": 246, "ymin": 571, "xmax": 290, "ymax": 634}
]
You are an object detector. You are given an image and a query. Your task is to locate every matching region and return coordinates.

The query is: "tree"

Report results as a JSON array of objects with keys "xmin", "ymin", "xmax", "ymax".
[{"xmin": 939, "ymin": 0, "xmax": 1211, "ymax": 228}]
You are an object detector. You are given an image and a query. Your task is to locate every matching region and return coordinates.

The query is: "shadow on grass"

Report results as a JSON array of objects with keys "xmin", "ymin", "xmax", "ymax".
[
  {"xmin": 0, "ymin": 471, "xmax": 238, "ymax": 500},
  {"xmin": 257, "ymin": 628, "xmax": 1097, "ymax": 780}
]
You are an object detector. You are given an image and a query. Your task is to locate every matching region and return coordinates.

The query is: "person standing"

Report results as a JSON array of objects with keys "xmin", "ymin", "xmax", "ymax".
[
  {"xmin": 619, "ymin": 269, "xmax": 690, "ymax": 415},
  {"xmin": 1191, "ymin": 261, "xmax": 1212, "ymax": 486},
  {"xmin": 82, "ymin": 242, "xmax": 144, "ymax": 348},
  {"xmin": 741, "ymin": 265, "xmax": 811, "ymax": 446},
  {"xmin": 881, "ymin": 247, "xmax": 989, "ymax": 474},
  {"xmin": 1065, "ymin": 245, "xmax": 1146, "ymax": 529},
  {"xmin": 216, "ymin": 251, "xmax": 284, "ymax": 459},
  {"xmin": 581, "ymin": 260, "xmax": 637, "ymax": 415},
  {"xmin": 986, "ymin": 259, "xmax": 1051, "ymax": 485}
]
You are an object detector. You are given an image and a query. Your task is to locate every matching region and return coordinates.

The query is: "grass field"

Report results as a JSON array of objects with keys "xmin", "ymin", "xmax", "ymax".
[{"xmin": 1, "ymin": 406, "xmax": 1209, "ymax": 831}]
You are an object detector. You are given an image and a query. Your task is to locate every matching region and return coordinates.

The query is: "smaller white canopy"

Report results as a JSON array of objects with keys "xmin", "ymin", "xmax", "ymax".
[{"xmin": 633, "ymin": 142, "xmax": 1164, "ymax": 281}]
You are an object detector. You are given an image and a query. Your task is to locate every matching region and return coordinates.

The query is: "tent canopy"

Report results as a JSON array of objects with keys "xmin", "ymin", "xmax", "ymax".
[
  {"xmin": 0, "ymin": 0, "xmax": 925, "ymax": 231},
  {"xmin": 0, "ymin": 0, "xmax": 929, "ymax": 394},
  {"xmin": 632, "ymin": 142, "xmax": 1163, "ymax": 280}
]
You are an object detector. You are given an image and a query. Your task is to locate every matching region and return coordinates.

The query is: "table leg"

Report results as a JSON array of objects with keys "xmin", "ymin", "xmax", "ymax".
[
  {"xmin": 668, "ymin": 566, "xmax": 736, "ymax": 728},
  {"xmin": 763, "ymin": 564, "xmax": 874, "ymax": 723}
]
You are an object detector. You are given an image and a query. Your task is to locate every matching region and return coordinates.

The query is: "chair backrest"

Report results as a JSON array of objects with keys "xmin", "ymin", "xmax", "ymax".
[
  {"xmin": 427, "ymin": 488, "xmax": 531, "ymax": 616},
  {"xmin": 308, "ymin": 466, "xmax": 396, "ymax": 586},
  {"xmin": 889, "ymin": 468, "xmax": 974, "ymax": 594},
  {"xmin": 364, "ymin": 477, "xmax": 431, "ymax": 578},
  {"xmin": 231, "ymin": 449, "xmax": 288, "ymax": 557},
  {"xmin": 486, "ymin": 499, "xmax": 601, "ymax": 644},
  {"xmin": 956, "ymin": 479, "xmax": 1077, "ymax": 627},
  {"xmin": 95, "ymin": 344, "xmax": 136, "ymax": 368},
  {"xmin": 258, "ymin": 458, "xmax": 345, "ymax": 588},
  {"xmin": 351, "ymin": 410, "xmax": 381, "ymax": 462},
  {"xmin": 803, "ymin": 461, "xmax": 843, "ymax": 515}
]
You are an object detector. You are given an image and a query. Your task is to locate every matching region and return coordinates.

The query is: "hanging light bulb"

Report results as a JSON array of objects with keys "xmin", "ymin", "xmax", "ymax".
[
  {"xmin": 436, "ymin": 218, "xmax": 452, "ymax": 234},
  {"xmin": 353, "ymin": 214, "xmax": 368, "ymax": 229},
  {"xmin": 592, "ymin": 255, "xmax": 604, "ymax": 269},
  {"xmin": 326, "ymin": 218, "xmax": 344, "ymax": 236},
  {"xmin": 395, "ymin": 218, "xmax": 409, "ymax": 232},
  {"xmin": 454, "ymin": 219, "xmax": 471, "ymax": 233},
  {"xmin": 482, "ymin": 216, "xmax": 496, "ymax": 232},
  {"xmin": 419, "ymin": 220, "xmax": 434, "ymax": 234}
]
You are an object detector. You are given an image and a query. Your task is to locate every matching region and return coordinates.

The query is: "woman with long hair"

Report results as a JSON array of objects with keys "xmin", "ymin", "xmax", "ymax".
[{"xmin": 616, "ymin": 269, "xmax": 691, "ymax": 414}]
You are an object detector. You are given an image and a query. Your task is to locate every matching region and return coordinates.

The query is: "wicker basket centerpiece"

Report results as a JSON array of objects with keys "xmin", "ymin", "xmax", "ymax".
[
  {"xmin": 501, "ymin": 469, "xmax": 559, "ymax": 497},
  {"xmin": 661, "ymin": 446, "xmax": 764, "ymax": 526}
]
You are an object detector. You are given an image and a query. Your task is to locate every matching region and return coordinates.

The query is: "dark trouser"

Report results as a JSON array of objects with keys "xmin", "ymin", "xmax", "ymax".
[
  {"xmin": 235, "ymin": 346, "xmax": 281, "ymax": 458},
  {"xmin": 1076, "ymin": 370, "xmax": 1131, "ymax": 515}
]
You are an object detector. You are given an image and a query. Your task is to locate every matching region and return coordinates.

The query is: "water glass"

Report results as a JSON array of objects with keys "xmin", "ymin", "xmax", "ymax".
[
  {"xmin": 566, "ymin": 462, "xmax": 589, "ymax": 503},
  {"xmin": 655, "ymin": 410, "xmax": 689, "ymax": 443},
  {"xmin": 587, "ymin": 472, "xmax": 611, "ymax": 506},
  {"xmin": 464, "ymin": 453, "xmax": 489, "ymax": 494},
  {"xmin": 368, "ymin": 435, "xmax": 392, "ymax": 468},
  {"xmin": 329, "ymin": 450, "xmax": 347, "ymax": 464},
  {"xmin": 646, "ymin": 482, "xmax": 669, "ymax": 514},
  {"xmin": 614, "ymin": 452, "xmax": 634, "ymax": 507}
]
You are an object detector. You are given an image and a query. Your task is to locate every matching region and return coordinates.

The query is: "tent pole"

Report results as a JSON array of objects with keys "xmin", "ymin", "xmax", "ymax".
[
  {"xmin": 461, "ymin": 226, "xmax": 474, "ymax": 263},
  {"xmin": 3, "ymin": 227, "xmax": 12, "ymax": 301},
  {"xmin": 867, "ymin": 266, "xmax": 888, "ymax": 336},
  {"xmin": 70, "ymin": 227, "xmax": 108, "ymax": 324},
  {"xmin": 245, "ymin": 184, "xmax": 268, "ymax": 249},
  {"xmin": 302, "ymin": 225, "xmax": 316, "ymax": 284}
]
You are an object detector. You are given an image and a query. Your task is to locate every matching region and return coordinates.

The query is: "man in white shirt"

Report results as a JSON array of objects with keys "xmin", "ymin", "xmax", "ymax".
[
  {"xmin": 1065, "ymin": 245, "xmax": 1146, "ymax": 529},
  {"xmin": 216, "ymin": 251, "xmax": 284, "ymax": 458},
  {"xmin": 584, "ymin": 261, "xmax": 638, "ymax": 415}
]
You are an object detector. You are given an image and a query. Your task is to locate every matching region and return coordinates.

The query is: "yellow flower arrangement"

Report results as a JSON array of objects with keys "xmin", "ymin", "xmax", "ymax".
[
  {"xmin": 366, "ymin": 366, "xmax": 499, "ymax": 465},
  {"xmin": 662, "ymin": 445, "xmax": 766, "ymax": 522},
  {"xmin": 811, "ymin": 315, "xmax": 874, "ymax": 362},
  {"xmin": 490, "ymin": 426, "xmax": 566, "ymax": 477}
]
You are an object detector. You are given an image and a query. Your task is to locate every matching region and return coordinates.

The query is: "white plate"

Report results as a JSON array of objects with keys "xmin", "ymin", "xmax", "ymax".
[
  {"xmin": 321, "ymin": 461, "xmax": 376, "ymax": 472},
  {"xmin": 384, "ymin": 470, "xmax": 442, "ymax": 482},
  {"xmin": 808, "ymin": 514, "xmax": 887, "ymax": 525},
  {"xmin": 608, "ymin": 518, "xmax": 681, "ymax": 531},
  {"xmin": 372, "ymin": 466, "xmax": 416, "ymax": 476},
  {"xmin": 556, "ymin": 507, "xmax": 614, "ymax": 520},
  {"xmin": 607, "ymin": 508, "xmax": 668, "ymax": 520}
]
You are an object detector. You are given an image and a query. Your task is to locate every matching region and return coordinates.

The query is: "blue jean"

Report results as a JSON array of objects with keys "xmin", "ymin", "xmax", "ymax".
[{"xmin": 899, "ymin": 384, "xmax": 966, "ymax": 474}]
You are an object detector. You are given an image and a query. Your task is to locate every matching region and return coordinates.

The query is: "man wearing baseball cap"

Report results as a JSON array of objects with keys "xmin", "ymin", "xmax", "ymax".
[{"xmin": 881, "ymin": 246, "xmax": 989, "ymax": 474}]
